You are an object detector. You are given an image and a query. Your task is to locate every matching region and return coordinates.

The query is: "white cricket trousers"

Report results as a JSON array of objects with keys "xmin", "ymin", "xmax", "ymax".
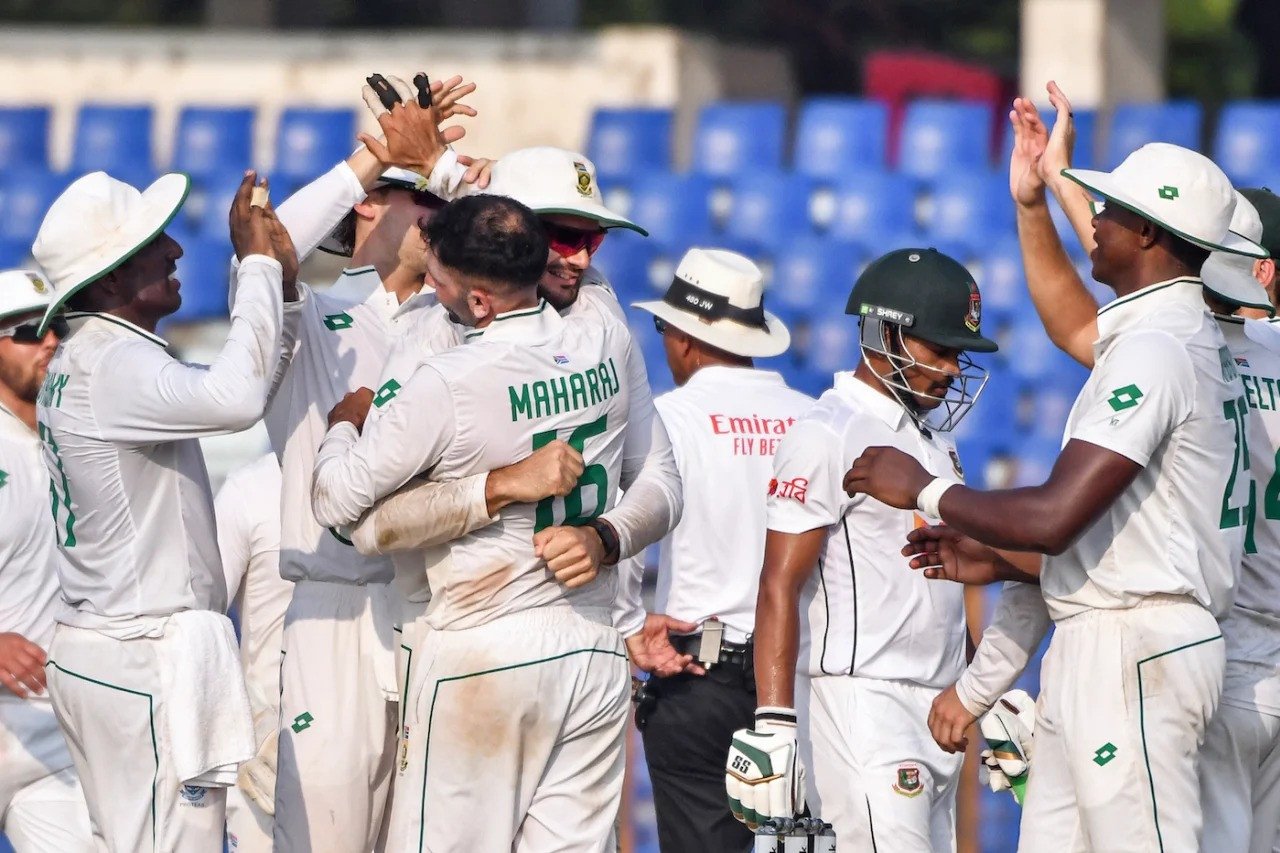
[
  {"xmin": 0, "ymin": 696, "xmax": 92, "ymax": 853},
  {"xmin": 274, "ymin": 579, "xmax": 400, "ymax": 853},
  {"xmin": 45, "ymin": 624, "xmax": 227, "ymax": 853},
  {"xmin": 796, "ymin": 675, "xmax": 962, "ymax": 852},
  {"xmin": 386, "ymin": 605, "xmax": 630, "ymax": 853},
  {"xmin": 225, "ymin": 786, "xmax": 272, "ymax": 853},
  {"xmin": 1199, "ymin": 606, "xmax": 1280, "ymax": 853},
  {"xmin": 1019, "ymin": 595, "xmax": 1224, "ymax": 853}
]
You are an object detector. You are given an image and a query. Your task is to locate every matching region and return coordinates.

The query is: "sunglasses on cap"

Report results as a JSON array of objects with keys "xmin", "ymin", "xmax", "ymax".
[
  {"xmin": 544, "ymin": 222, "xmax": 606, "ymax": 258},
  {"xmin": 0, "ymin": 316, "xmax": 69, "ymax": 343},
  {"xmin": 652, "ymin": 316, "xmax": 670, "ymax": 335}
]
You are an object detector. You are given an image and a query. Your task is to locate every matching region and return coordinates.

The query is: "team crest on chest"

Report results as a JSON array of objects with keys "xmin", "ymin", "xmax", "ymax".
[
  {"xmin": 893, "ymin": 763, "xmax": 923, "ymax": 797},
  {"xmin": 948, "ymin": 448, "xmax": 964, "ymax": 478}
]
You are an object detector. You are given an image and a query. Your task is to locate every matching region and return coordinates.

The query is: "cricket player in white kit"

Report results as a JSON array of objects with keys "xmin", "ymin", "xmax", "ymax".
[
  {"xmin": 628, "ymin": 248, "xmax": 812, "ymax": 852},
  {"xmin": 0, "ymin": 270, "xmax": 92, "ymax": 853},
  {"xmin": 727, "ymin": 248, "xmax": 997, "ymax": 850},
  {"xmin": 937, "ymin": 87, "xmax": 1280, "ymax": 852},
  {"xmin": 852, "ymin": 134, "xmax": 1265, "ymax": 850},
  {"xmin": 215, "ymin": 453, "xmax": 291, "ymax": 853},
  {"xmin": 312, "ymin": 195, "xmax": 638, "ymax": 853},
  {"xmin": 29, "ymin": 170, "xmax": 294, "ymax": 852}
]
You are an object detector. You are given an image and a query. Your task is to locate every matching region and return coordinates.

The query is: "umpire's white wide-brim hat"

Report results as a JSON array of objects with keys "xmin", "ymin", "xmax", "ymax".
[
  {"xmin": 0, "ymin": 269, "xmax": 55, "ymax": 325},
  {"xmin": 1202, "ymin": 191, "xmax": 1274, "ymax": 314},
  {"xmin": 482, "ymin": 147, "xmax": 648, "ymax": 236},
  {"xmin": 1063, "ymin": 142, "xmax": 1267, "ymax": 258},
  {"xmin": 633, "ymin": 247, "xmax": 790, "ymax": 358},
  {"xmin": 33, "ymin": 170, "xmax": 190, "ymax": 331},
  {"xmin": 317, "ymin": 166, "xmax": 436, "ymax": 256}
]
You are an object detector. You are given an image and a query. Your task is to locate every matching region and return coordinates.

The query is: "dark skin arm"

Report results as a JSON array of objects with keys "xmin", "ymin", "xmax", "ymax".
[
  {"xmin": 844, "ymin": 439, "xmax": 1142, "ymax": 555},
  {"xmin": 754, "ymin": 528, "xmax": 827, "ymax": 708},
  {"xmin": 903, "ymin": 526, "xmax": 1043, "ymax": 585}
]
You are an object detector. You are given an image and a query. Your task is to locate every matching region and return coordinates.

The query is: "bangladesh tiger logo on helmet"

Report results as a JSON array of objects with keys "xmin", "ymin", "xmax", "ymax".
[{"xmin": 964, "ymin": 279, "xmax": 982, "ymax": 333}]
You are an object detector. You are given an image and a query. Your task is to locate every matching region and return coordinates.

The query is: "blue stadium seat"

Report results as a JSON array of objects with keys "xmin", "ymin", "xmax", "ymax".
[
  {"xmin": 793, "ymin": 97, "xmax": 890, "ymax": 178},
  {"xmin": 969, "ymin": 236, "xmax": 1027, "ymax": 322},
  {"xmin": 72, "ymin": 104, "xmax": 153, "ymax": 174},
  {"xmin": 587, "ymin": 108, "xmax": 673, "ymax": 182},
  {"xmin": 273, "ymin": 108, "xmax": 355, "ymax": 183},
  {"xmin": 823, "ymin": 171, "xmax": 919, "ymax": 246},
  {"xmin": 803, "ymin": 313, "xmax": 861, "ymax": 375},
  {"xmin": 173, "ymin": 106, "xmax": 255, "ymax": 179},
  {"xmin": 1000, "ymin": 107, "xmax": 1097, "ymax": 171},
  {"xmin": 182, "ymin": 169, "xmax": 246, "ymax": 236},
  {"xmin": 898, "ymin": 100, "xmax": 994, "ymax": 180},
  {"xmin": 623, "ymin": 171, "xmax": 715, "ymax": 251},
  {"xmin": 921, "ymin": 171, "xmax": 1014, "ymax": 253},
  {"xmin": 0, "ymin": 238, "xmax": 31, "ymax": 268},
  {"xmin": 722, "ymin": 173, "xmax": 815, "ymax": 254},
  {"xmin": 169, "ymin": 236, "xmax": 232, "ymax": 323},
  {"xmin": 1214, "ymin": 101, "xmax": 1280, "ymax": 186},
  {"xmin": 691, "ymin": 101, "xmax": 787, "ymax": 177},
  {"xmin": 0, "ymin": 170, "xmax": 67, "ymax": 242},
  {"xmin": 768, "ymin": 237, "xmax": 862, "ymax": 316},
  {"xmin": 0, "ymin": 106, "xmax": 50, "ymax": 173},
  {"xmin": 1105, "ymin": 101, "xmax": 1202, "ymax": 168},
  {"xmin": 591, "ymin": 230, "xmax": 662, "ymax": 302}
]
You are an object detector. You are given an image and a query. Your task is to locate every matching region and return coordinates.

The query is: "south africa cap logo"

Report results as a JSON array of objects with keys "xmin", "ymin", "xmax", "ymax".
[
  {"xmin": 573, "ymin": 161, "xmax": 593, "ymax": 198},
  {"xmin": 26, "ymin": 273, "xmax": 47, "ymax": 294},
  {"xmin": 964, "ymin": 280, "xmax": 982, "ymax": 333}
]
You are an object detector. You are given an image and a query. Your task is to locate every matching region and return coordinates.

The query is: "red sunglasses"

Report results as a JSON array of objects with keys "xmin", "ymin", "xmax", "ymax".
[{"xmin": 544, "ymin": 222, "xmax": 606, "ymax": 258}]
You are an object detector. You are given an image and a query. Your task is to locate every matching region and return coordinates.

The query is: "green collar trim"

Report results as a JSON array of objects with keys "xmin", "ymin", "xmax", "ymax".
[
  {"xmin": 1096, "ymin": 278, "xmax": 1200, "ymax": 317},
  {"xmin": 463, "ymin": 299, "xmax": 549, "ymax": 340},
  {"xmin": 66, "ymin": 311, "xmax": 168, "ymax": 348},
  {"xmin": 40, "ymin": 175, "xmax": 192, "ymax": 334}
]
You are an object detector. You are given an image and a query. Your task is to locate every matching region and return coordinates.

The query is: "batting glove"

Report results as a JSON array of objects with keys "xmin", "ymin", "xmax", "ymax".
[
  {"xmin": 725, "ymin": 706, "xmax": 806, "ymax": 829},
  {"xmin": 978, "ymin": 688, "xmax": 1036, "ymax": 805}
]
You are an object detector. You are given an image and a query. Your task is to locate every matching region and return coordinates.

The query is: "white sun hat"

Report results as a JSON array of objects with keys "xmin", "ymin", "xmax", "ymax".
[
  {"xmin": 32, "ymin": 170, "xmax": 190, "ymax": 330},
  {"xmin": 1202, "ymin": 191, "xmax": 1273, "ymax": 314},
  {"xmin": 1062, "ymin": 142, "xmax": 1267, "ymax": 258},
  {"xmin": 0, "ymin": 269, "xmax": 55, "ymax": 324},
  {"xmin": 633, "ymin": 247, "xmax": 790, "ymax": 358},
  {"xmin": 482, "ymin": 147, "xmax": 648, "ymax": 235},
  {"xmin": 317, "ymin": 165, "xmax": 437, "ymax": 256}
]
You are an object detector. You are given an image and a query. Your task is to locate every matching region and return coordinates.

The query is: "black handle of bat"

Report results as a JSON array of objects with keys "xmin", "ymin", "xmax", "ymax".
[
  {"xmin": 414, "ymin": 73, "xmax": 433, "ymax": 108},
  {"xmin": 367, "ymin": 74, "xmax": 400, "ymax": 111}
]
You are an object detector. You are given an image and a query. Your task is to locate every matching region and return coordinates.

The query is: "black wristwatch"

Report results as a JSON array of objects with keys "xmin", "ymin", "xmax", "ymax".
[{"xmin": 586, "ymin": 518, "xmax": 621, "ymax": 566}]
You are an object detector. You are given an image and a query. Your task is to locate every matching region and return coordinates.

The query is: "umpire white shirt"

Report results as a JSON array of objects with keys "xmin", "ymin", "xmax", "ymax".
[
  {"xmin": 649, "ymin": 366, "xmax": 812, "ymax": 644},
  {"xmin": 1044, "ymin": 277, "xmax": 1243, "ymax": 622},
  {"xmin": 767, "ymin": 372, "xmax": 968, "ymax": 688},
  {"xmin": 36, "ymin": 257, "xmax": 284, "ymax": 629}
]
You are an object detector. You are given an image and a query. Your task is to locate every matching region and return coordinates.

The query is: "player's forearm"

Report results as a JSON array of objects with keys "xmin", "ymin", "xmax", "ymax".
[
  {"xmin": 955, "ymin": 581, "xmax": 1051, "ymax": 716},
  {"xmin": 612, "ymin": 554, "xmax": 647, "ymax": 638},
  {"xmin": 274, "ymin": 161, "xmax": 369, "ymax": 263},
  {"xmin": 350, "ymin": 473, "xmax": 495, "ymax": 555},
  {"xmin": 937, "ymin": 484, "xmax": 1078, "ymax": 555},
  {"xmin": 608, "ymin": 411, "xmax": 683, "ymax": 559},
  {"xmin": 311, "ymin": 423, "xmax": 378, "ymax": 529},
  {"xmin": 753, "ymin": 577, "xmax": 803, "ymax": 708},
  {"xmin": 1016, "ymin": 200, "xmax": 1099, "ymax": 368},
  {"xmin": 994, "ymin": 549, "xmax": 1043, "ymax": 584},
  {"xmin": 424, "ymin": 147, "xmax": 478, "ymax": 201}
]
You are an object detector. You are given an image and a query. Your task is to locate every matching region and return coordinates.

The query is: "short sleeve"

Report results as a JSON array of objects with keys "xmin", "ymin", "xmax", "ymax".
[
  {"xmin": 1069, "ymin": 331, "xmax": 1195, "ymax": 466},
  {"xmin": 766, "ymin": 419, "xmax": 844, "ymax": 534}
]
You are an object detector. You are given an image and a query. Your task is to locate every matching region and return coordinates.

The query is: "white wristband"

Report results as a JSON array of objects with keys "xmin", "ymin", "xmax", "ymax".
[{"xmin": 916, "ymin": 478, "xmax": 958, "ymax": 519}]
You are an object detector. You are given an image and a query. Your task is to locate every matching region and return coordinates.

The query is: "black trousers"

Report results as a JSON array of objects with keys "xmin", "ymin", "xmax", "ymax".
[{"xmin": 638, "ymin": 665, "xmax": 757, "ymax": 853}]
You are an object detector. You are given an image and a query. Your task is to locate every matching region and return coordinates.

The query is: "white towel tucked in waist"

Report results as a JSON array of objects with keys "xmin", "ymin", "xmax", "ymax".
[{"xmin": 158, "ymin": 610, "xmax": 254, "ymax": 786}]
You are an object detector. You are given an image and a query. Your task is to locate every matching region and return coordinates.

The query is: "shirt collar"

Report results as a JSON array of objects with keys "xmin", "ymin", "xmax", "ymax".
[
  {"xmin": 832, "ymin": 371, "xmax": 908, "ymax": 430},
  {"xmin": 463, "ymin": 300, "xmax": 560, "ymax": 344},
  {"xmin": 0, "ymin": 400, "xmax": 35, "ymax": 440},
  {"xmin": 334, "ymin": 266, "xmax": 431, "ymax": 321},
  {"xmin": 65, "ymin": 311, "xmax": 168, "ymax": 348},
  {"xmin": 1094, "ymin": 276, "xmax": 1204, "ymax": 342},
  {"xmin": 685, "ymin": 365, "xmax": 786, "ymax": 390}
]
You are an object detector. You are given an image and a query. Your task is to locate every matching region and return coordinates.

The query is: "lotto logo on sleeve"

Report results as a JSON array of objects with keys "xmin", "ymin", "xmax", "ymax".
[
  {"xmin": 1106, "ymin": 384, "xmax": 1144, "ymax": 412},
  {"xmin": 373, "ymin": 379, "xmax": 402, "ymax": 408},
  {"xmin": 771, "ymin": 477, "xmax": 809, "ymax": 503}
]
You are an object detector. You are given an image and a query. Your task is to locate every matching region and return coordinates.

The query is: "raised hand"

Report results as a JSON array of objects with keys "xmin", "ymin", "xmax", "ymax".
[
  {"xmin": 1039, "ymin": 80, "xmax": 1077, "ymax": 184},
  {"xmin": 229, "ymin": 171, "xmax": 276, "ymax": 261},
  {"xmin": 359, "ymin": 72, "xmax": 474, "ymax": 175},
  {"xmin": 457, "ymin": 154, "xmax": 496, "ymax": 189},
  {"xmin": 1008, "ymin": 95, "xmax": 1050, "ymax": 208}
]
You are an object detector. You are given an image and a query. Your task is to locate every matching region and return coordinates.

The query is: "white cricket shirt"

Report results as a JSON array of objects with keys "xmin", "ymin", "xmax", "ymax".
[
  {"xmin": 766, "ymin": 372, "xmax": 969, "ymax": 687},
  {"xmin": 1043, "ymin": 278, "xmax": 1244, "ymax": 621},
  {"xmin": 313, "ymin": 301, "xmax": 639, "ymax": 630},
  {"xmin": 35, "ymin": 257, "xmax": 285, "ymax": 629},
  {"xmin": 268, "ymin": 267, "xmax": 437, "ymax": 586},
  {"xmin": 0, "ymin": 402, "xmax": 75, "ymax": 779},
  {"xmin": 215, "ymin": 453, "xmax": 290, "ymax": 716},
  {"xmin": 1217, "ymin": 316, "xmax": 1280, "ymax": 714},
  {"xmin": 651, "ymin": 367, "xmax": 813, "ymax": 643}
]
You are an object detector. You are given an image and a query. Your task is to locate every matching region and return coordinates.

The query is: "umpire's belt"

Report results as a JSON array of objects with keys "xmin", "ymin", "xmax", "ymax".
[{"xmin": 671, "ymin": 633, "xmax": 752, "ymax": 668}]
